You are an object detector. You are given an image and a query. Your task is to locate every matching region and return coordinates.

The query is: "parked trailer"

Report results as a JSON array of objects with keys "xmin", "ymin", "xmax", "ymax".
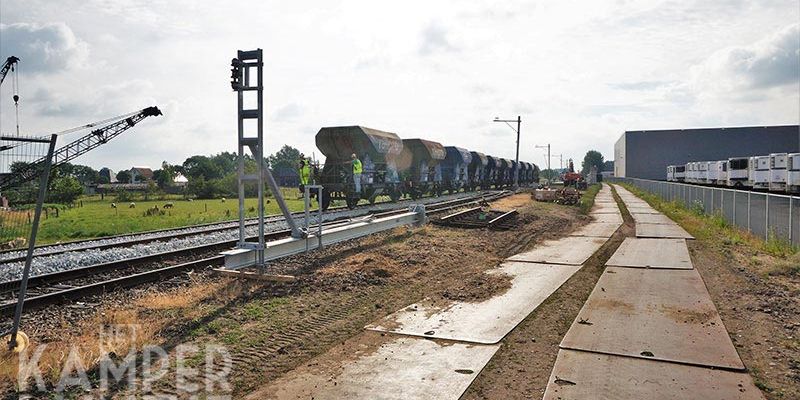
[
  {"xmin": 666, "ymin": 165, "xmax": 685, "ymax": 182},
  {"xmin": 316, "ymin": 126, "xmax": 404, "ymax": 210},
  {"xmin": 769, "ymin": 153, "xmax": 788, "ymax": 192},
  {"xmin": 708, "ymin": 160, "xmax": 727, "ymax": 185},
  {"xmin": 726, "ymin": 157, "xmax": 749, "ymax": 188},
  {"xmin": 442, "ymin": 146, "xmax": 472, "ymax": 194},
  {"xmin": 748, "ymin": 156, "xmax": 770, "ymax": 190},
  {"xmin": 788, "ymin": 153, "xmax": 800, "ymax": 194}
]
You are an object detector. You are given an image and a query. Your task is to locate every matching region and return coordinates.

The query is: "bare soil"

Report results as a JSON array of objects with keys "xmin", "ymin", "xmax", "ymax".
[{"xmin": 3, "ymin": 194, "xmax": 586, "ymax": 398}]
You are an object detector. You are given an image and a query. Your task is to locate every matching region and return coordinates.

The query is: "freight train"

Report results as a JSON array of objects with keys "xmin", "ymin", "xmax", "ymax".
[
  {"xmin": 315, "ymin": 126, "xmax": 539, "ymax": 210},
  {"xmin": 666, "ymin": 153, "xmax": 800, "ymax": 194}
]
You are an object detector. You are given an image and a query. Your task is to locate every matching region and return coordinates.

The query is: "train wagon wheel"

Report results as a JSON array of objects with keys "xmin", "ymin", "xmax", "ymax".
[
  {"xmin": 388, "ymin": 189, "xmax": 400, "ymax": 203},
  {"xmin": 346, "ymin": 196, "xmax": 358, "ymax": 209},
  {"xmin": 320, "ymin": 190, "xmax": 332, "ymax": 211}
]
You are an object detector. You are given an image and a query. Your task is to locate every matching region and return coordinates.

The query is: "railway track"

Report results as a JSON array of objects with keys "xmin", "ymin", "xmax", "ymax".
[{"xmin": 0, "ymin": 191, "xmax": 509, "ymax": 318}]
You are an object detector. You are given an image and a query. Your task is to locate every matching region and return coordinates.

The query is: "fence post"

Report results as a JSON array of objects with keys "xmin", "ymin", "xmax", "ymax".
[
  {"xmin": 747, "ymin": 191, "xmax": 751, "ymax": 230},
  {"xmin": 790, "ymin": 196, "xmax": 793, "ymax": 245},
  {"xmin": 765, "ymin": 194, "xmax": 769, "ymax": 241},
  {"xmin": 733, "ymin": 190, "xmax": 736, "ymax": 225}
]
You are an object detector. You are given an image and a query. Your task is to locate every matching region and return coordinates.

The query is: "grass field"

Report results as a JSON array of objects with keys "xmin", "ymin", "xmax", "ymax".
[{"xmin": 3, "ymin": 191, "xmax": 312, "ymax": 245}]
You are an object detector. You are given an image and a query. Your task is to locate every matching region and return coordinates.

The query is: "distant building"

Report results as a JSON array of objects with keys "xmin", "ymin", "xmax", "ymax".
[
  {"xmin": 172, "ymin": 173, "xmax": 189, "ymax": 187},
  {"xmin": 98, "ymin": 167, "xmax": 117, "ymax": 183},
  {"xmin": 130, "ymin": 166, "xmax": 154, "ymax": 183},
  {"xmin": 614, "ymin": 125, "xmax": 800, "ymax": 180}
]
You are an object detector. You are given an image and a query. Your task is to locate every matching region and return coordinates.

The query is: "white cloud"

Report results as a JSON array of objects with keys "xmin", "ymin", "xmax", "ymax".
[
  {"xmin": 692, "ymin": 23, "xmax": 800, "ymax": 96},
  {"xmin": 0, "ymin": 22, "xmax": 88, "ymax": 73}
]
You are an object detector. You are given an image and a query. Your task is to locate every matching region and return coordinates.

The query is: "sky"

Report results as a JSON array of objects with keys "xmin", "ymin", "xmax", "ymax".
[{"xmin": 1, "ymin": 0, "xmax": 798, "ymax": 172}]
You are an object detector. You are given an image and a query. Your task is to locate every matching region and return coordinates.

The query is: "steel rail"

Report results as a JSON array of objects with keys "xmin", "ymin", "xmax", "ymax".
[{"xmin": 0, "ymin": 191, "xmax": 509, "ymax": 316}]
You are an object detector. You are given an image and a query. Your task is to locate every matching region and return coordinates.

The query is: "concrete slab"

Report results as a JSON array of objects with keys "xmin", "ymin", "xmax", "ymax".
[
  {"xmin": 626, "ymin": 206, "xmax": 661, "ymax": 214},
  {"xmin": 636, "ymin": 222, "xmax": 694, "ymax": 239},
  {"xmin": 507, "ymin": 236, "xmax": 608, "ymax": 265},
  {"xmin": 590, "ymin": 203, "xmax": 621, "ymax": 214},
  {"xmin": 569, "ymin": 222, "xmax": 621, "ymax": 238},
  {"xmin": 631, "ymin": 213, "xmax": 675, "ymax": 224},
  {"xmin": 560, "ymin": 267, "xmax": 745, "ymax": 370},
  {"xmin": 257, "ymin": 334, "xmax": 499, "ymax": 400},
  {"xmin": 606, "ymin": 238, "xmax": 693, "ymax": 269},
  {"xmin": 543, "ymin": 350, "xmax": 764, "ymax": 400},
  {"xmin": 592, "ymin": 213, "xmax": 624, "ymax": 224},
  {"xmin": 367, "ymin": 262, "xmax": 582, "ymax": 344}
]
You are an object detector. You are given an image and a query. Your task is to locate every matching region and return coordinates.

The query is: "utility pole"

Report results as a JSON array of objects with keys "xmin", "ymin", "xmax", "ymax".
[
  {"xmin": 493, "ymin": 116, "xmax": 522, "ymax": 189},
  {"xmin": 536, "ymin": 144, "xmax": 551, "ymax": 179}
]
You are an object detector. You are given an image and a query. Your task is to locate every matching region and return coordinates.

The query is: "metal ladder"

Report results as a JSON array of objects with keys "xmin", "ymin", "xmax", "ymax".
[{"xmin": 231, "ymin": 49, "xmax": 303, "ymax": 269}]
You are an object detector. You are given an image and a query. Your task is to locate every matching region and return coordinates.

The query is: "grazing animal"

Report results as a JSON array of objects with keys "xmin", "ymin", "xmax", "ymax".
[
  {"xmin": 111, "ymin": 203, "xmax": 117, "ymax": 208},
  {"xmin": 163, "ymin": 202, "xmax": 174, "ymax": 209},
  {"xmin": 221, "ymin": 197, "xmax": 226, "ymax": 203},
  {"xmin": 129, "ymin": 202, "xmax": 136, "ymax": 208},
  {"xmin": 187, "ymin": 198, "xmax": 193, "ymax": 202}
]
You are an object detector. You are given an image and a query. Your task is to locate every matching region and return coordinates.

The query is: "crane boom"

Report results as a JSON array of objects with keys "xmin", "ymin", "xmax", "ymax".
[
  {"xmin": 0, "ymin": 106, "xmax": 162, "ymax": 191},
  {"xmin": 0, "ymin": 56, "xmax": 20, "ymax": 86}
]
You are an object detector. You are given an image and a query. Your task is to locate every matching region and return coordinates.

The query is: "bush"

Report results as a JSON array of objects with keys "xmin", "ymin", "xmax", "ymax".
[{"xmin": 48, "ymin": 176, "xmax": 84, "ymax": 204}]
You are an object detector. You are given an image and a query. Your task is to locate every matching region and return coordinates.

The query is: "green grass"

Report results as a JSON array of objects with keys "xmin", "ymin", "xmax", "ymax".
[
  {"xmin": 619, "ymin": 183, "xmax": 798, "ymax": 258},
  {"xmin": 5, "ymin": 194, "xmax": 310, "ymax": 244},
  {"xmin": 579, "ymin": 183, "xmax": 602, "ymax": 215}
]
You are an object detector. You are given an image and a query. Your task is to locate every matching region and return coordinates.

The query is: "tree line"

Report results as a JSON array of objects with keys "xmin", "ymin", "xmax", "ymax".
[{"xmin": 4, "ymin": 145, "xmax": 305, "ymax": 204}]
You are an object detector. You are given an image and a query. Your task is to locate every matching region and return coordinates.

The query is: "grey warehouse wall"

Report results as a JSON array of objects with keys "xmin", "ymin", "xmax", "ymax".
[{"xmin": 614, "ymin": 125, "xmax": 799, "ymax": 180}]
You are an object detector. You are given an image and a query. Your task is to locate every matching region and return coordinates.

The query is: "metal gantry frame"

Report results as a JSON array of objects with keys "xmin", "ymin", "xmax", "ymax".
[{"xmin": 231, "ymin": 49, "xmax": 303, "ymax": 270}]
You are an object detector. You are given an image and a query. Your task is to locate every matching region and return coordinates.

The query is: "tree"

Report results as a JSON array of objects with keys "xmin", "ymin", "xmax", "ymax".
[
  {"xmin": 268, "ymin": 145, "xmax": 302, "ymax": 171},
  {"xmin": 581, "ymin": 150, "xmax": 604, "ymax": 175},
  {"xmin": 116, "ymin": 170, "xmax": 132, "ymax": 183},
  {"xmin": 48, "ymin": 176, "xmax": 84, "ymax": 204},
  {"xmin": 602, "ymin": 160, "xmax": 614, "ymax": 172},
  {"xmin": 154, "ymin": 161, "xmax": 177, "ymax": 189}
]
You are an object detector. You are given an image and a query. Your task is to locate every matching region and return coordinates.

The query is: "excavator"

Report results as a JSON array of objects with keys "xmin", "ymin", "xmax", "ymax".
[{"xmin": 562, "ymin": 159, "xmax": 583, "ymax": 187}]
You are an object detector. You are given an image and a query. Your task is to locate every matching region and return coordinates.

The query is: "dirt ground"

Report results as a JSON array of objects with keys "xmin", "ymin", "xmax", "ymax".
[
  {"xmin": 687, "ymin": 236, "xmax": 800, "ymax": 399},
  {"xmin": 3, "ymin": 194, "xmax": 588, "ymax": 398}
]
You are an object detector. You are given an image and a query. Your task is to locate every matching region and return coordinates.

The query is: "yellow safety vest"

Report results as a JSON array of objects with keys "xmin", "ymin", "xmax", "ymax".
[
  {"xmin": 300, "ymin": 163, "xmax": 310, "ymax": 185},
  {"xmin": 352, "ymin": 159, "xmax": 362, "ymax": 174}
]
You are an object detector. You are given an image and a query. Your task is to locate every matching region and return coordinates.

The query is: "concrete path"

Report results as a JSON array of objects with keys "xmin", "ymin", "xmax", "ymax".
[{"xmin": 543, "ymin": 184, "xmax": 764, "ymax": 399}]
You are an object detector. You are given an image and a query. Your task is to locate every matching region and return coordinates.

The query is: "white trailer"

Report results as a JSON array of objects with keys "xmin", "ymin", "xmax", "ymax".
[
  {"xmin": 666, "ymin": 165, "xmax": 685, "ymax": 182},
  {"xmin": 788, "ymin": 153, "xmax": 800, "ymax": 194},
  {"xmin": 768, "ymin": 153, "xmax": 788, "ymax": 192},
  {"xmin": 685, "ymin": 162, "xmax": 695, "ymax": 183},
  {"xmin": 696, "ymin": 161, "xmax": 709, "ymax": 184},
  {"xmin": 707, "ymin": 161, "xmax": 727, "ymax": 185},
  {"xmin": 748, "ymin": 156, "xmax": 770, "ymax": 190},
  {"xmin": 726, "ymin": 157, "xmax": 749, "ymax": 188}
]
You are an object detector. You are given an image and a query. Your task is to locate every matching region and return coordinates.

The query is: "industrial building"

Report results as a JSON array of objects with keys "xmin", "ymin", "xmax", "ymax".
[{"xmin": 614, "ymin": 125, "xmax": 800, "ymax": 180}]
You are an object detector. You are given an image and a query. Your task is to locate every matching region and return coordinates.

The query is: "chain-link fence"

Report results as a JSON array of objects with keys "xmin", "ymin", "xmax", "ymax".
[{"xmin": 609, "ymin": 177, "xmax": 799, "ymax": 247}]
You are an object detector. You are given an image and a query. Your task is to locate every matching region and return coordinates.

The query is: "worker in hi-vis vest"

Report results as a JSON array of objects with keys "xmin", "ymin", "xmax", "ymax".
[
  {"xmin": 298, "ymin": 158, "xmax": 310, "ymax": 193},
  {"xmin": 351, "ymin": 153, "xmax": 362, "ymax": 193}
]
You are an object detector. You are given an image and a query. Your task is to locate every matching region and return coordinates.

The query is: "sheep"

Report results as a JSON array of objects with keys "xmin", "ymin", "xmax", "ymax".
[
  {"xmin": 129, "ymin": 202, "xmax": 136, "ymax": 208},
  {"xmin": 111, "ymin": 203, "xmax": 117, "ymax": 208},
  {"xmin": 221, "ymin": 197, "xmax": 226, "ymax": 203},
  {"xmin": 163, "ymin": 202, "xmax": 174, "ymax": 209}
]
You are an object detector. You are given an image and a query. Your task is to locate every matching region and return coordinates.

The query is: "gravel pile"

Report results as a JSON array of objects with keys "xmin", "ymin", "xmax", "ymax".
[{"xmin": 0, "ymin": 192, "xmax": 481, "ymax": 284}]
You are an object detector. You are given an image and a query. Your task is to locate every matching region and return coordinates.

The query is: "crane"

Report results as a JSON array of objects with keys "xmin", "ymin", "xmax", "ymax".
[
  {"xmin": 0, "ymin": 106, "xmax": 163, "ymax": 191},
  {"xmin": 0, "ymin": 56, "xmax": 20, "ymax": 86}
]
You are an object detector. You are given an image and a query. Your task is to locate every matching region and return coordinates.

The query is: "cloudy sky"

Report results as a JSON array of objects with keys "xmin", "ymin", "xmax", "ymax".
[{"xmin": 1, "ymin": 0, "xmax": 798, "ymax": 171}]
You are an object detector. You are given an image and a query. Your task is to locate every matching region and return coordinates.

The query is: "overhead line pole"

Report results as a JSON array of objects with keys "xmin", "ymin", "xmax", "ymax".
[{"xmin": 493, "ymin": 116, "xmax": 521, "ymax": 189}]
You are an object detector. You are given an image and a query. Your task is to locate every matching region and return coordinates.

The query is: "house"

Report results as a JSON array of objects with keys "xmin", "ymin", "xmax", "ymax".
[
  {"xmin": 98, "ymin": 167, "xmax": 117, "ymax": 183},
  {"xmin": 172, "ymin": 173, "xmax": 189, "ymax": 187},
  {"xmin": 130, "ymin": 166, "xmax": 154, "ymax": 183}
]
